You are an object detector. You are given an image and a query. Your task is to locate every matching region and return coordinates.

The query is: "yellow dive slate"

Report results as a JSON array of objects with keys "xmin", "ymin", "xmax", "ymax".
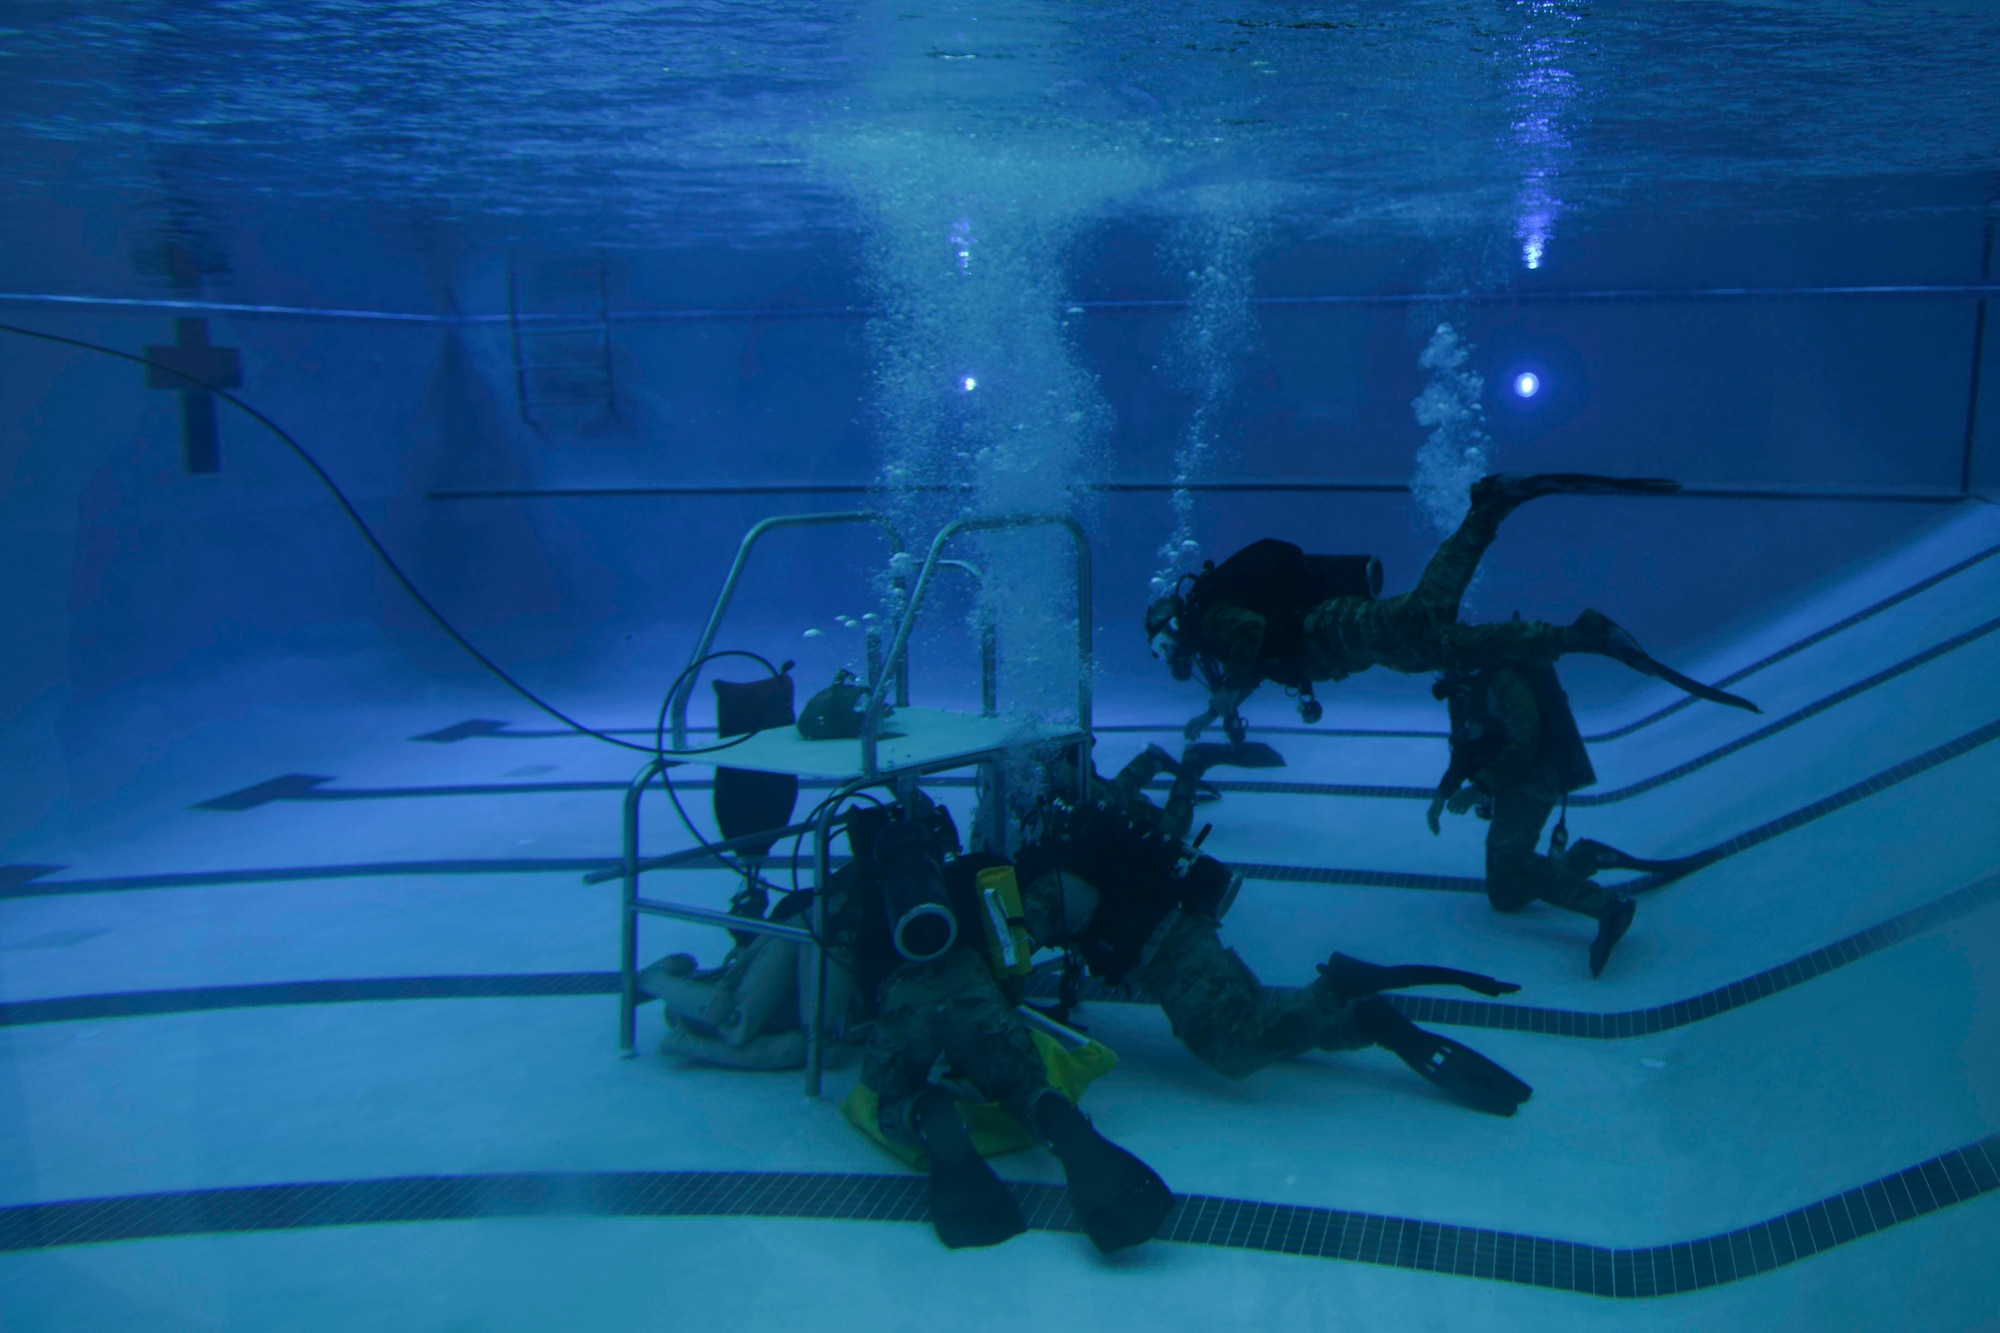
[
  {"xmin": 976, "ymin": 864, "xmax": 1036, "ymax": 977},
  {"xmin": 840, "ymin": 1029, "xmax": 1119, "ymax": 1171}
]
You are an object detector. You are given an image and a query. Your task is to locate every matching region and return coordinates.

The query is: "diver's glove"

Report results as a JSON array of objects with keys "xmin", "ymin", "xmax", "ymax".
[
  {"xmin": 1318, "ymin": 952, "xmax": 1521, "ymax": 1004},
  {"xmin": 1353, "ymin": 996, "xmax": 1533, "ymax": 1118}
]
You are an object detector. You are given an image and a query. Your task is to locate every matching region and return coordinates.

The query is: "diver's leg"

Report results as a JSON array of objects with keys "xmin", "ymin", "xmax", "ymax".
[
  {"xmin": 1402, "ymin": 487, "xmax": 1520, "ymax": 625},
  {"xmin": 1487, "ymin": 784, "xmax": 1635, "ymax": 978},
  {"xmin": 1485, "ymin": 785, "xmax": 1616, "ymax": 918},
  {"xmin": 1427, "ymin": 615, "xmax": 1758, "ymax": 712},
  {"xmin": 717, "ymin": 937, "xmax": 801, "ymax": 1046},
  {"xmin": 660, "ymin": 1024, "xmax": 807, "ymax": 1070},
  {"xmin": 1136, "ymin": 913, "xmax": 1370, "ymax": 1080},
  {"xmin": 860, "ymin": 966, "xmax": 948, "ymax": 1148},
  {"xmin": 867, "ymin": 954, "xmax": 1028, "ymax": 1249},
  {"xmin": 1109, "ymin": 744, "xmax": 1177, "ymax": 806}
]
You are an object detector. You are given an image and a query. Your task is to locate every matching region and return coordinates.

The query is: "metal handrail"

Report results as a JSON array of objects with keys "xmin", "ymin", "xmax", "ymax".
[
  {"xmin": 859, "ymin": 514, "xmax": 1093, "ymax": 777},
  {"xmin": 935, "ymin": 557, "xmax": 997, "ymax": 717},
  {"xmin": 668, "ymin": 512, "xmax": 907, "ymax": 749}
]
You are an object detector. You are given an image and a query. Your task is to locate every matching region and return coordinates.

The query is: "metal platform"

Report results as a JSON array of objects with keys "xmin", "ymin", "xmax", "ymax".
[{"xmin": 614, "ymin": 511, "xmax": 1093, "ymax": 1097}]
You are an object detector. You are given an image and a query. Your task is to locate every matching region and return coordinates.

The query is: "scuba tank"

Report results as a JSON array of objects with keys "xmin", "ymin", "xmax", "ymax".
[{"xmin": 1180, "ymin": 540, "xmax": 1381, "ymax": 709}]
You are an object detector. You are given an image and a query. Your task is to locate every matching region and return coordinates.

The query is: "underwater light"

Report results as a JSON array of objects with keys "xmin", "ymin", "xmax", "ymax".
[
  {"xmin": 1513, "ymin": 372, "xmax": 1541, "ymax": 399},
  {"xmin": 961, "ymin": 376, "xmax": 977, "ymax": 391}
]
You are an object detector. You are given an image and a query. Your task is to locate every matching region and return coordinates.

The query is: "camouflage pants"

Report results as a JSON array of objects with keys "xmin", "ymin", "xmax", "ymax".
[
  {"xmin": 1485, "ymin": 776, "xmax": 1615, "ymax": 919},
  {"xmin": 1303, "ymin": 495, "xmax": 1584, "ymax": 680},
  {"xmin": 1106, "ymin": 750, "xmax": 1201, "ymax": 841},
  {"xmin": 1136, "ymin": 913, "xmax": 1370, "ymax": 1080},
  {"xmin": 862, "ymin": 949, "xmax": 1050, "ymax": 1147}
]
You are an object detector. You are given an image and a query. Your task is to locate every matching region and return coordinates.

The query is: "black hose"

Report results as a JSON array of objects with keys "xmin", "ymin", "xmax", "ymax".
[{"xmin": 0, "ymin": 319, "xmax": 750, "ymax": 757}]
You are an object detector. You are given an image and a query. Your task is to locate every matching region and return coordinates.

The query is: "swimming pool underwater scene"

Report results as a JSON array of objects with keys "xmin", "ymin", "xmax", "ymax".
[{"xmin": 2, "ymin": 3, "xmax": 1999, "ymax": 1328}]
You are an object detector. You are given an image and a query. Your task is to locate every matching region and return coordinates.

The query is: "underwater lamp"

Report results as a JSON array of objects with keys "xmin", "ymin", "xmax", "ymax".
[
  {"xmin": 1513, "ymin": 371, "xmax": 1541, "ymax": 399},
  {"xmin": 961, "ymin": 375, "xmax": 978, "ymax": 391}
]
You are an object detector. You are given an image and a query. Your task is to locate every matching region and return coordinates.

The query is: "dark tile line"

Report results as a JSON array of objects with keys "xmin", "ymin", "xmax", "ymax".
[
  {"xmin": 1233, "ymin": 713, "xmax": 2000, "ymax": 902},
  {"xmin": 406, "ymin": 539, "xmax": 2000, "ymax": 750},
  {"xmin": 16, "ymin": 709, "xmax": 2000, "ymax": 908},
  {"xmin": 1189, "ymin": 612, "xmax": 2000, "ymax": 809},
  {"xmin": 1584, "ymin": 539, "xmax": 2000, "ymax": 742},
  {"xmin": 0, "ymin": 974, "xmax": 620, "ymax": 1028},
  {"xmin": 0, "ymin": 859, "xmax": 606, "ymax": 900},
  {"xmin": 312, "ymin": 611, "xmax": 2000, "ymax": 814},
  {"xmin": 12, "ymin": 866, "xmax": 1996, "ymax": 1038},
  {"xmin": 3, "ymin": 1137, "xmax": 1994, "ymax": 1298},
  {"xmin": 1025, "ymin": 869, "xmax": 2000, "ymax": 1040}
]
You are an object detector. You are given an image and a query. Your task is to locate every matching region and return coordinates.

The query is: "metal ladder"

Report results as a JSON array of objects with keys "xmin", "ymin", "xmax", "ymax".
[{"xmin": 506, "ymin": 257, "xmax": 616, "ymax": 428}]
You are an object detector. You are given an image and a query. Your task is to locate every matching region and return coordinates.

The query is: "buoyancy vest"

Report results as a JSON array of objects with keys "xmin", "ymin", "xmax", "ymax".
[
  {"xmin": 1181, "ymin": 539, "xmax": 1382, "ymax": 687},
  {"xmin": 1446, "ymin": 662, "xmax": 1597, "ymax": 794}
]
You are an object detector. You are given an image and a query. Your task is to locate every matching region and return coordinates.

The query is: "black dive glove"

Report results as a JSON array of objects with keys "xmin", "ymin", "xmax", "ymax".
[{"xmin": 1317, "ymin": 952, "xmax": 1520, "ymax": 1004}]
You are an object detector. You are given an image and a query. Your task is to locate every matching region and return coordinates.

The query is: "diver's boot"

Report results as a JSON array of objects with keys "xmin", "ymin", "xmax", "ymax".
[
  {"xmin": 1317, "ymin": 952, "xmax": 1522, "ymax": 1004},
  {"xmin": 1589, "ymin": 898, "xmax": 1637, "ymax": 980},
  {"xmin": 1353, "ymin": 997, "xmax": 1533, "ymax": 1117},
  {"xmin": 1030, "ymin": 1091, "xmax": 1173, "ymax": 1254},
  {"xmin": 1473, "ymin": 473, "xmax": 1682, "ymax": 514},
  {"xmin": 1571, "ymin": 608, "xmax": 1761, "ymax": 713},
  {"xmin": 913, "ymin": 1087, "xmax": 1026, "ymax": 1250}
]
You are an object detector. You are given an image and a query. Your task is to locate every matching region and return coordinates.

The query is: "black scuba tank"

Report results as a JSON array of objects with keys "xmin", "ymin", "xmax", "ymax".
[{"xmin": 1182, "ymin": 540, "xmax": 1382, "ymax": 684}]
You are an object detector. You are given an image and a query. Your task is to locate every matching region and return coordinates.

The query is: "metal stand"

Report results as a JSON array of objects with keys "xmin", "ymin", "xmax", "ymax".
[{"xmin": 613, "ymin": 512, "xmax": 1094, "ymax": 1097}]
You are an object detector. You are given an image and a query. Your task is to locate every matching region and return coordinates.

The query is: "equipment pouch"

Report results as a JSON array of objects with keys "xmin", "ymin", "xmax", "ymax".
[
  {"xmin": 976, "ymin": 865, "xmax": 1035, "ymax": 977},
  {"xmin": 797, "ymin": 669, "xmax": 890, "ymax": 740}
]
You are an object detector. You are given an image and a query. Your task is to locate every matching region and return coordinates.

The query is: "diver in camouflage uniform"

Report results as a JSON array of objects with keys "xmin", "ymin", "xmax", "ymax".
[
  {"xmin": 1428, "ymin": 662, "xmax": 1639, "ymax": 978},
  {"xmin": 1147, "ymin": 474, "xmax": 1759, "ymax": 740},
  {"xmin": 832, "ymin": 796, "xmax": 1176, "ymax": 1255},
  {"xmin": 1015, "ymin": 748, "xmax": 1532, "ymax": 1100}
]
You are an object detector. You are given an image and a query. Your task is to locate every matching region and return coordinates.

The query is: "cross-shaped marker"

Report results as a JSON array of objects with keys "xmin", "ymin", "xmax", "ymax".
[{"xmin": 145, "ymin": 317, "xmax": 242, "ymax": 474}]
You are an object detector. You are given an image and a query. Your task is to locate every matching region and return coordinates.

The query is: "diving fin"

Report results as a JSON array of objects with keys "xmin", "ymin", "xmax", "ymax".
[
  {"xmin": 1475, "ymin": 473, "xmax": 1683, "ymax": 506},
  {"xmin": 1319, "ymin": 952, "xmax": 1521, "ymax": 1004},
  {"xmin": 1180, "ymin": 740, "xmax": 1287, "ymax": 773},
  {"xmin": 914, "ymin": 1088, "xmax": 1026, "ymax": 1250},
  {"xmin": 1355, "ymin": 997, "xmax": 1533, "ymax": 1118},
  {"xmin": 1031, "ymin": 1093, "xmax": 1173, "ymax": 1254},
  {"xmin": 1589, "ymin": 898, "xmax": 1637, "ymax": 980},
  {"xmin": 1565, "ymin": 838, "xmax": 1703, "ymax": 877},
  {"xmin": 1573, "ymin": 609, "xmax": 1761, "ymax": 713}
]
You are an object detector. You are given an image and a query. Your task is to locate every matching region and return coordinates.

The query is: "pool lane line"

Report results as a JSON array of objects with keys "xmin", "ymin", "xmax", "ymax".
[
  {"xmin": 1029, "ymin": 868, "xmax": 2000, "ymax": 1040},
  {"xmin": 7, "ymin": 866, "xmax": 1995, "ymax": 1039},
  {"xmin": 0, "ymin": 1136, "xmax": 1993, "ymax": 1298},
  {"xmin": 424, "ymin": 537, "xmax": 2000, "ymax": 750},
  {"xmin": 295, "ymin": 610, "xmax": 2000, "ymax": 812},
  {"xmin": 12, "ymin": 709, "xmax": 2000, "ymax": 904}
]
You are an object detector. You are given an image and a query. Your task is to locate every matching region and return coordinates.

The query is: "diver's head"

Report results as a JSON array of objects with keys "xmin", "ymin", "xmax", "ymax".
[{"xmin": 1145, "ymin": 593, "xmax": 1191, "ymax": 680}]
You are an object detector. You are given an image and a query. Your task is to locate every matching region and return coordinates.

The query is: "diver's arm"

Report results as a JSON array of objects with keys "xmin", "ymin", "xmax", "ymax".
[
  {"xmin": 1183, "ymin": 677, "xmax": 1256, "ymax": 742},
  {"xmin": 1201, "ymin": 605, "xmax": 1267, "ymax": 691},
  {"xmin": 1428, "ymin": 759, "xmax": 1469, "ymax": 835}
]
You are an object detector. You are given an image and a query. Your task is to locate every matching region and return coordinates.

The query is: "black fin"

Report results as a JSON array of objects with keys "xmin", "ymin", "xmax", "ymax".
[
  {"xmin": 1034, "ymin": 1097, "xmax": 1173, "ymax": 1254},
  {"xmin": 1320, "ymin": 953, "xmax": 1521, "ymax": 1003},
  {"xmin": 1590, "ymin": 899, "xmax": 1637, "ymax": 979},
  {"xmin": 1357, "ymin": 998, "xmax": 1532, "ymax": 1118},
  {"xmin": 1481, "ymin": 472, "xmax": 1683, "ymax": 502},
  {"xmin": 915, "ymin": 1090, "xmax": 1026, "ymax": 1250}
]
